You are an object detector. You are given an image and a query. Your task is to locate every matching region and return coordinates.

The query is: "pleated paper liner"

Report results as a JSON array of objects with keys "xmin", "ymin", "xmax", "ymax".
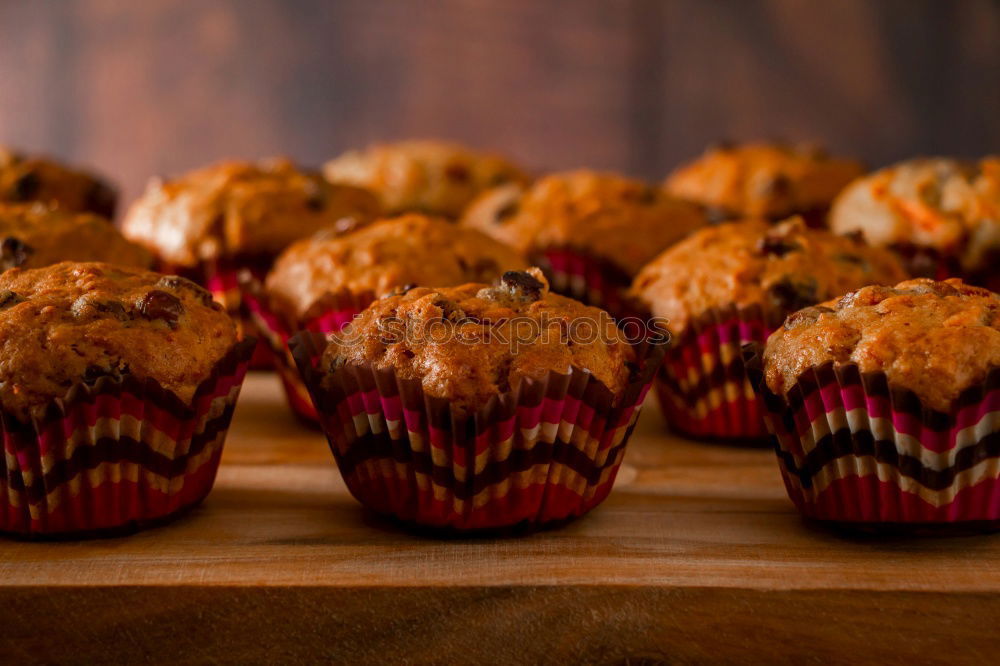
[
  {"xmin": 743, "ymin": 344, "xmax": 1000, "ymax": 533},
  {"xmin": 239, "ymin": 273, "xmax": 374, "ymax": 423},
  {"xmin": 531, "ymin": 246, "xmax": 634, "ymax": 319},
  {"xmin": 887, "ymin": 243, "xmax": 1000, "ymax": 293},
  {"xmin": 0, "ymin": 337, "xmax": 256, "ymax": 539},
  {"xmin": 290, "ymin": 331, "xmax": 668, "ymax": 532},
  {"xmin": 655, "ymin": 304, "xmax": 783, "ymax": 444},
  {"xmin": 158, "ymin": 256, "xmax": 273, "ymax": 368}
]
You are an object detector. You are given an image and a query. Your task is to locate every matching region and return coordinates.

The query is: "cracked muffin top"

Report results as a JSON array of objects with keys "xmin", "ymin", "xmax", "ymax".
[
  {"xmin": 122, "ymin": 158, "xmax": 381, "ymax": 267},
  {"xmin": 0, "ymin": 147, "xmax": 117, "ymax": 219},
  {"xmin": 0, "ymin": 203, "xmax": 152, "ymax": 271},
  {"xmin": 323, "ymin": 139, "xmax": 528, "ymax": 218},
  {"xmin": 828, "ymin": 157, "xmax": 1000, "ymax": 278},
  {"xmin": 764, "ymin": 278, "xmax": 1000, "ymax": 411},
  {"xmin": 0, "ymin": 262, "xmax": 238, "ymax": 420},
  {"xmin": 664, "ymin": 142, "xmax": 864, "ymax": 222},
  {"xmin": 320, "ymin": 269, "xmax": 635, "ymax": 410},
  {"xmin": 460, "ymin": 170, "xmax": 707, "ymax": 275},
  {"xmin": 265, "ymin": 213, "xmax": 527, "ymax": 322},
  {"xmin": 628, "ymin": 217, "xmax": 908, "ymax": 336}
]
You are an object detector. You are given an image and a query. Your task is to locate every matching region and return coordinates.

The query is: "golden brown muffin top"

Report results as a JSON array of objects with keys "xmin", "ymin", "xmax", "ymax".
[
  {"xmin": 0, "ymin": 147, "xmax": 117, "ymax": 218},
  {"xmin": 460, "ymin": 170, "xmax": 707, "ymax": 275},
  {"xmin": 0, "ymin": 262, "xmax": 238, "ymax": 420},
  {"xmin": 121, "ymin": 158, "xmax": 381, "ymax": 266},
  {"xmin": 321, "ymin": 269, "xmax": 636, "ymax": 410},
  {"xmin": 629, "ymin": 217, "xmax": 909, "ymax": 336},
  {"xmin": 664, "ymin": 142, "xmax": 864, "ymax": 220},
  {"xmin": 0, "ymin": 203, "xmax": 152, "ymax": 271},
  {"xmin": 322, "ymin": 139, "xmax": 528, "ymax": 218},
  {"xmin": 764, "ymin": 278, "xmax": 1000, "ymax": 412},
  {"xmin": 265, "ymin": 213, "xmax": 527, "ymax": 322},
  {"xmin": 829, "ymin": 157, "xmax": 1000, "ymax": 272}
]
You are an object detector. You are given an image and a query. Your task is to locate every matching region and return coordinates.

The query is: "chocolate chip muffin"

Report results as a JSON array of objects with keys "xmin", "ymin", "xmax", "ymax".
[
  {"xmin": 461, "ymin": 170, "xmax": 708, "ymax": 312},
  {"xmin": 122, "ymin": 158, "xmax": 380, "ymax": 269},
  {"xmin": 664, "ymin": 142, "xmax": 864, "ymax": 225},
  {"xmin": 295, "ymin": 268, "xmax": 666, "ymax": 530},
  {"xmin": 0, "ymin": 147, "xmax": 117, "ymax": 218},
  {"xmin": 320, "ymin": 269, "xmax": 634, "ymax": 409},
  {"xmin": 0, "ymin": 261, "xmax": 238, "ymax": 421},
  {"xmin": 323, "ymin": 139, "xmax": 528, "ymax": 218},
  {"xmin": 764, "ymin": 278, "xmax": 1000, "ymax": 412},
  {"xmin": 629, "ymin": 216, "xmax": 907, "ymax": 442},
  {"xmin": 0, "ymin": 203, "xmax": 152, "ymax": 271},
  {"xmin": 264, "ymin": 213, "xmax": 527, "ymax": 323},
  {"xmin": 829, "ymin": 157, "xmax": 1000, "ymax": 288}
]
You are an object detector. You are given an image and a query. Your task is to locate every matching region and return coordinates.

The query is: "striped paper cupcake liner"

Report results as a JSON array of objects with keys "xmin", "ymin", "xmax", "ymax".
[
  {"xmin": 0, "ymin": 338, "xmax": 255, "ymax": 538},
  {"xmin": 158, "ymin": 258, "xmax": 273, "ymax": 369},
  {"xmin": 290, "ymin": 332, "xmax": 667, "ymax": 532},
  {"xmin": 887, "ymin": 243, "xmax": 1000, "ymax": 293},
  {"xmin": 532, "ymin": 246, "xmax": 633, "ymax": 319},
  {"xmin": 655, "ymin": 305, "xmax": 780, "ymax": 444},
  {"xmin": 744, "ymin": 344, "xmax": 1000, "ymax": 531},
  {"xmin": 240, "ymin": 275, "xmax": 373, "ymax": 423}
]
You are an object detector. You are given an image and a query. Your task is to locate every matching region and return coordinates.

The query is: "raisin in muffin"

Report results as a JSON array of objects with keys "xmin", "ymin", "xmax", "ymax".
[
  {"xmin": 0, "ymin": 203, "xmax": 152, "ymax": 271},
  {"xmin": 265, "ymin": 213, "xmax": 527, "ymax": 324},
  {"xmin": 0, "ymin": 147, "xmax": 117, "ymax": 218},
  {"xmin": 0, "ymin": 261, "xmax": 238, "ymax": 421},
  {"xmin": 322, "ymin": 139, "xmax": 528, "ymax": 218},
  {"xmin": 122, "ymin": 158, "xmax": 380, "ymax": 270},
  {"xmin": 664, "ymin": 142, "xmax": 864, "ymax": 225},
  {"xmin": 829, "ymin": 157, "xmax": 1000, "ymax": 288},
  {"xmin": 764, "ymin": 278, "xmax": 1000, "ymax": 412},
  {"xmin": 629, "ymin": 216, "xmax": 907, "ymax": 441}
]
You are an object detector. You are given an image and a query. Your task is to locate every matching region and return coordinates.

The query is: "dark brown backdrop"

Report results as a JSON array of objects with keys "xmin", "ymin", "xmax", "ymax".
[{"xmin": 1, "ymin": 0, "xmax": 998, "ymax": 209}]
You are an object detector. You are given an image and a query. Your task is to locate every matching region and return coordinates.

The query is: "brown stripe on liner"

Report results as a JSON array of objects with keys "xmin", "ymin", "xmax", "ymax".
[{"xmin": 656, "ymin": 355, "xmax": 749, "ymax": 408}]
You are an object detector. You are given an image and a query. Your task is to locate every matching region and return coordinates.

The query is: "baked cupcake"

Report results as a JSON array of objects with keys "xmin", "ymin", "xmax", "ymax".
[
  {"xmin": 323, "ymin": 139, "xmax": 528, "ymax": 218},
  {"xmin": 664, "ymin": 142, "xmax": 864, "ymax": 227},
  {"xmin": 0, "ymin": 203, "xmax": 152, "ymax": 270},
  {"xmin": 461, "ymin": 170, "xmax": 707, "ymax": 314},
  {"xmin": 829, "ymin": 157, "xmax": 1000, "ymax": 290},
  {"xmin": 0, "ymin": 262, "xmax": 254, "ymax": 537},
  {"xmin": 0, "ymin": 147, "xmax": 117, "ymax": 218},
  {"xmin": 629, "ymin": 216, "xmax": 908, "ymax": 442},
  {"xmin": 122, "ymin": 158, "xmax": 380, "ymax": 366},
  {"xmin": 291, "ymin": 268, "xmax": 667, "ymax": 531},
  {"xmin": 745, "ymin": 278, "xmax": 1000, "ymax": 531},
  {"xmin": 243, "ymin": 213, "xmax": 528, "ymax": 421}
]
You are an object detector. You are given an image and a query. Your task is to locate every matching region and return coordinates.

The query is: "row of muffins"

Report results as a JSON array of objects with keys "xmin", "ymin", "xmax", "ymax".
[{"xmin": 0, "ymin": 139, "xmax": 997, "ymax": 536}]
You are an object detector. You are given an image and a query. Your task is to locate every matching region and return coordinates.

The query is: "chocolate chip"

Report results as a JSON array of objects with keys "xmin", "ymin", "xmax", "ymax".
[
  {"xmin": 758, "ymin": 174, "xmax": 791, "ymax": 198},
  {"xmin": 85, "ymin": 181, "xmax": 116, "ymax": 218},
  {"xmin": 843, "ymin": 230, "xmax": 866, "ymax": 245},
  {"xmin": 783, "ymin": 305, "xmax": 835, "ymax": 330},
  {"xmin": 71, "ymin": 296, "xmax": 129, "ymax": 321},
  {"xmin": 756, "ymin": 235, "xmax": 800, "ymax": 258},
  {"xmin": 156, "ymin": 275, "xmax": 215, "ymax": 306},
  {"xmin": 432, "ymin": 297, "xmax": 467, "ymax": 323},
  {"xmin": 767, "ymin": 276, "xmax": 818, "ymax": 313},
  {"xmin": 638, "ymin": 186, "xmax": 659, "ymax": 205},
  {"xmin": 0, "ymin": 290, "xmax": 22, "ymax": 308},
  {"xmin": 833, "ymin": 253, "xmax": 869, "ymax": 271},
  {"xmin": 444, "ymin": 163, "xmax": 470, "ymax": 183},
  {"xmin": 137, "ymin": 289, "xmax": 184, "ymax": 325},
  {"xmin": 0, "ymin": 237, "xmax": 34, "ymax": 270},
  {"xmin": 494, "ymin": 200, "xmax": 519, "ymax": 224},
  {"xmin": 500, "ymin": 270, "xmax": 544, "ymax": 301},
  {"xmin": 83, "ymin": 363, "xmax": 130, "ymax": 385},
  {"xmin": 385, "ymin": 283, "xmax": 417, "ymax": 298},
  {"xmin": 10, "ymin": 172, "xmax": 40, "ymax": 201},
  {"xmin": 705, "ymin": 206, "xmax": 733, "ymax": 225}
]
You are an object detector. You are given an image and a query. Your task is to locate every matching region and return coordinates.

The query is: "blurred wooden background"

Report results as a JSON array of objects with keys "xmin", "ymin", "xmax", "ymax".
[{"xmin": 1, "ymin": 0, "xmax": 998, "ymax": 209}]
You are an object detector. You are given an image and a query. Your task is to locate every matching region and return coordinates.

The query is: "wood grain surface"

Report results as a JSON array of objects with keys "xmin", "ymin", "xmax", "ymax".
[
  {"xmin": 2, "ymin": 373, "xmax": 1000, "ymax": 663},
  {"xmin": 1, "ymin": 0, "xmax": 998, "ymax": 207}
]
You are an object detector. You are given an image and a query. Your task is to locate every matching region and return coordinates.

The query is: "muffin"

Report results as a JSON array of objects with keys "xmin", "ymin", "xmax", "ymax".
[
  {"xmin": 290, "ymin": 268, "xmax": 667, "ymax": 531},
  {"xmin": 244, "ymin": 214, "xmax": 528, "ymax": 421},
  {"xmin": 0, "ymin": 203, "xmax": 152, "ymax": 271},
  {"xmin": 664, "ymin": 141, "xmax": 864, "ymax": 226},
  {"xmin": 745, "ymin": 278, "xmax": 1000, "ymax": 530},
  {"xmin": 461, "ymin": 170, "xmax": 708, "ymax": 313},
  {"xmin": 829, "ymin": 157, "xmax": 1000, "ymax": 290},
  {"xmin": 0, "ymin": 262, "xmax": 254, "ymax": 537},
  {"xmin": 323, "ymin": 139, "xmax": 528, "ymax": 218},
  {"xmin": 0, "ymin": 147, "xmax": 117, "ymax": 218},
  {"xmin": 122, "ymin": 158, "xmax": 380, "ymax": 366},
  {"xmin": 629, "ymin": 216, "xmax": 908, "ymax": 442}
]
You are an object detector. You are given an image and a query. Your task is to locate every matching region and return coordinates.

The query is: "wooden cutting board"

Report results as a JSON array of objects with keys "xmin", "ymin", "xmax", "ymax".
[{"xmin": 2, "ymin": 373, "xmax": 998, "ymax": 663}]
